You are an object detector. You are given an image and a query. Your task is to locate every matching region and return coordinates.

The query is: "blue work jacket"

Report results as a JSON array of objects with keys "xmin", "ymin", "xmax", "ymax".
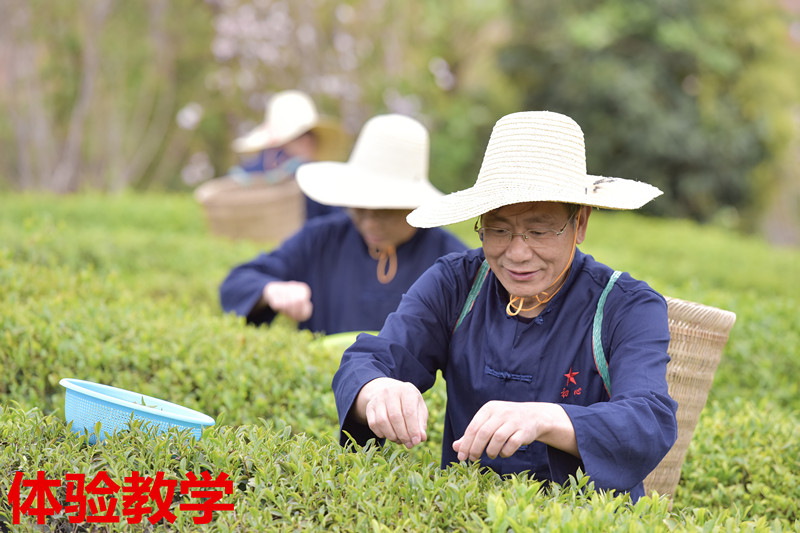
[
  {"xmin": 333, "ymin": 247, "xmax": 678, "ymax": 499},
  {"xmin": 219, "ymin": 212, "xmax": 467, "ymax": 334}
]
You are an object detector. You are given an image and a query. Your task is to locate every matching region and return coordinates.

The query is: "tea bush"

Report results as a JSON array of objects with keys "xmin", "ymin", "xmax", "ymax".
[
  {"xmin": 1, "ymin": 193, "xmax": 798, "ymax": 531},
  {"xmin": 0, "ymin": 408, "xmax": 786, "ymax": 532}
]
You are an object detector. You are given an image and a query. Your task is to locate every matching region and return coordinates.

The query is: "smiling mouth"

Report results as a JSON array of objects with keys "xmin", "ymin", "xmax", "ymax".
[{"xmin": 506, "ymin": 268, "xmax": 538, "ymax": 281}]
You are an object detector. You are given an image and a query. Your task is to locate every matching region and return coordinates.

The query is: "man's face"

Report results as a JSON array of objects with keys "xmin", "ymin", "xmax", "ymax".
[
  {"xmin": 481, "ymin": 202, "xmax": 589, "ymax": 301},
  {"xmin": 349, "ymin": 208, "xmax": 417, "ymax": 249}
]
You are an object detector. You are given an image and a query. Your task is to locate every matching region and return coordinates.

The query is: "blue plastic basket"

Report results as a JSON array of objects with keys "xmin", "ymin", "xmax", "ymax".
[{"xmin": 60, "ymin": 378, "xmax": 215, "ymax": 444}]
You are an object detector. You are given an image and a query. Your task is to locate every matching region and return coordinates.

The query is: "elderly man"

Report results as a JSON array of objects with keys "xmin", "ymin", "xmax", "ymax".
[
  {"xmin": 332, "ymin": 111, "xmax": 678, "ymax": 499},
  {"xmin": 219, "ymin": 114, "xmax": 467, "ymax": 334}
]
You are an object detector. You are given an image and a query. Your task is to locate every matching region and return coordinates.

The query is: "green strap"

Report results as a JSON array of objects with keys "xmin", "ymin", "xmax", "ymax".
[
  {"xmin": 454, "ymin": 261, "xmax": 620, "ymax": 397},
  {"xmin": 453, "ymin": 260, "xmax": 490, "ymax": 333},
  {"xmin": 593, "ymin": 270, "xmax": 622, "ymax": 397}
]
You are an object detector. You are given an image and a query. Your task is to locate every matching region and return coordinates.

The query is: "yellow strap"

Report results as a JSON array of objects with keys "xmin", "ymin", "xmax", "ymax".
[
  {"xmin": 369, "ymin": 245, "xmax": 397, "ymax": 284},
  {"xmin": 506, "ymin": 295, "xmax": 540, "ymax": 316}
]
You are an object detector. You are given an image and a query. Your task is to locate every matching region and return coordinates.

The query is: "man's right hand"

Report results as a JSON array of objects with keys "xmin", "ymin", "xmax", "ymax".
[
  {"xmin": 355, "ymin": 377, "xmax": 428, "ymax": 449},
  {"xmin": 262, "ymin": 281, "xmax": 313, "ymax": 322}
]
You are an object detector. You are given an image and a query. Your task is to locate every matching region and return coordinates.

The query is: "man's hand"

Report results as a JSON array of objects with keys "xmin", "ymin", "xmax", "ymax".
[
  {"xmin": 262, "ymin": 281, "xmax": 313, "ymax": 322},
  {"xmin": 355, "ymin": 377, "xmax": 428, "ymax": 449},
  {"xmin": 452, "ymin": 401, "xmax": 578, "ymax": 461}
]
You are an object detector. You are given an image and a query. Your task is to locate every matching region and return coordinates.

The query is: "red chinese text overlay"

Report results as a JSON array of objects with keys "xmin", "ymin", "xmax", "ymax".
[{"xmin": 7, "ymin": 470, "xmax": 234, "ymax": 525}]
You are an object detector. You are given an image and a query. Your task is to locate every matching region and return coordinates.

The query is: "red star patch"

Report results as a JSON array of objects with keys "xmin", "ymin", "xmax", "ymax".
[{"xmin": 564, "ymin": 367, "xmax": 579, "ymax": 386}]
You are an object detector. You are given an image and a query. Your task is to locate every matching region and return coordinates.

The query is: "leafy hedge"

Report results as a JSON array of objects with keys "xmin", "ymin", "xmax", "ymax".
[
  {"xmin": 7, "ymin": 406, "xmax": 777, "ymax": 533},
  {"xmin": 0, "ymin": 193, "xmax": 798, "ymax": 531}
]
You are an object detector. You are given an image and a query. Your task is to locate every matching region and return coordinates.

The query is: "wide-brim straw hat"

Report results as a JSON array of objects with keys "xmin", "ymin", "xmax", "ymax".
[
  {"xmin": 407, "ymin": 111, "xmax": 662, "ymax": 228},
  {"xmin": 296, "ymin": 114, "xmax": 444, "ymax": 209},
  {"xmin": 232, "ymin": 90, "xmax": 350, "ymax": 161}
]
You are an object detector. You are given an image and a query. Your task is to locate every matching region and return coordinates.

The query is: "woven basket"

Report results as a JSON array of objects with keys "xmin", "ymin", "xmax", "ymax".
[
  {"xmin": 643, "ymin": 297, "xmax": 737, "ymax": 498},
  {"xmin": 194, "ymin": 176, "xmax": 304, "ymax": 243}
]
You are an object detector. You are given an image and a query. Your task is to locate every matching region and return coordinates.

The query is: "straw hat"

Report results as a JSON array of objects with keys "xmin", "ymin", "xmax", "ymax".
[
  {"xmin": 232, "ymin": 90, "xmax": 350, "ymax": 161},
  {"xmin": 407, "ymin": 111, "xmax": 662, "ymax": 228},
  {"xmin": 296, "ymin": 114, "xmax": 444, "ymax": 209}
]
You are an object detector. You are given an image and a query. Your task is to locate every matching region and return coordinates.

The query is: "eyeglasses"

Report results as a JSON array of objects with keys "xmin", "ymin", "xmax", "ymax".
[{"xmin": 474, "ymin": 214, "xmax": 574, "ymax": 249}]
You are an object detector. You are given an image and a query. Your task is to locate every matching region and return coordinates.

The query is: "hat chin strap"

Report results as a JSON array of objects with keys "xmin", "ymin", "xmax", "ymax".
[
  {"xmin": 506, "ymin": 211, "xmax": 581, "ymax": 317},
  {"xmin": 369, "ymin": 245, "xmax": 397, "ymax": 284}
]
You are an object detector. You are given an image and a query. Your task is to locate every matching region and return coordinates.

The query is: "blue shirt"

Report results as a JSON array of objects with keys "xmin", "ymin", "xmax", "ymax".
[
  {"xmin": 219, "ymin": 212, "xmax": 468, "ymax": 334},
  {"xmin": 332, "ymin": 247, "xmax": 678, "ymax": 499},
  {"xmin": 304, "ymin": 196, "xmax": 342, "ymax": 221}
]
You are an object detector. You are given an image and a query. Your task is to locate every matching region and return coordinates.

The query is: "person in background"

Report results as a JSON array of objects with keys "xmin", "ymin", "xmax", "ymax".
[
  {"xmin": 219, "ymin": 114, "xmax": 468, "ymax": 335},
  {"xmin": 231, "ymin": 90, "xmax": 351, "ymax": 220},
  {"xmin": 332, "ymin": 111, "xmax": 678, "ymax": 500}
]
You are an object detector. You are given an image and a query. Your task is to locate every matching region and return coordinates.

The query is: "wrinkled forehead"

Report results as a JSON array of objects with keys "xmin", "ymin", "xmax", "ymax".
[{"xmin": 482, "ymin": 201, "xmax": 571, "ymax": 225}]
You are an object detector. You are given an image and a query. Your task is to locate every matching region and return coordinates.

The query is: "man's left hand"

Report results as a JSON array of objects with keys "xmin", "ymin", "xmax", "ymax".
[{"xmin": 453, "ymin": 401, "xmax": 578, "ymax": 461}]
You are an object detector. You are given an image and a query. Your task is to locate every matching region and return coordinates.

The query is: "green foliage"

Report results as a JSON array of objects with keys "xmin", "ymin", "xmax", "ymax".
[
  {"xmin": 6, "ymin": 0, "xmax": 799, "ymax": 241},
  {"xmin": 0, "ymin": 408, "xmax": 789, "ymax": 532},
  {"xmin": 499, "ymin": 0, "xmax": 800, "ymax": 229},
  {"xmin": 678, "ymin": 399, "xmax": 800, "ymax": 520},
  {"xmin": 1, "ymin": 193, "xmax": 799, "ymax": 530},
  {"xmin": 209, "ymin": 0, "xmax": 514, "ymax": 195}
]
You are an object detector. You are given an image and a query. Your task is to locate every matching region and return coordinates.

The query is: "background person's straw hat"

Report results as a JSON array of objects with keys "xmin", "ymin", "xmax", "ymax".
[
  {"xmin": 296, "ymin": 114, "xmax": 444, "ymax": 209},
  {"xmin": 407, "ymin": 111, "xmax": 663, "ymax": 228},
  {"xmin": 232, "ymin": 90, "xmax": 350, "ymax": 161}
]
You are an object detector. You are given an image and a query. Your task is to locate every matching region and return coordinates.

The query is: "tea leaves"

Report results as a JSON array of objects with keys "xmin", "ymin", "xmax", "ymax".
[{"xmin": 1, "ymin": 194, "xmax": 798, "ymax": 531}]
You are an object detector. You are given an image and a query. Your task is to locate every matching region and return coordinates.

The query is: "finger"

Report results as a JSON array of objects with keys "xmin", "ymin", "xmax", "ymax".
[
  {"xmin": 288, "ymin": 286, "xmax": 312, "ymax": 321},
  {"xmin": 285, "ymin": 299, "xmax": 306, "ymax": 321},
  {"xmin": 465, "ymin": 421, "xmax": 498, "ymax": 462},
  {"xmin": 298, "ymin": 299, "xmax": 313, "ymax": 321},
  {"xmin": 282, "ymin": 293, "xmax": 312, "ymax": 322},
  {"xmin": 265, "ymin": 284, "xmax": 286, "ymax": 308},
  {"xmin": 399, "ymin": 387, "xmax": 425, "ymax": 446},
  {"xmin": 297, "ymin": 282, "xmax": 312, "ymax": 299},
  {"xmin": 415, "ymin": 395, "xmax": 428, "ymax": 444},
  {"xmin": 456, "ymin": 429, "xmax": 475, "ymax": 462},
  {"xmin": 384, "ymin": 389, "xmax": 413, "ymax": 447},
  {"xmin": 456, "ymin": 408, "xmax": 492, "ymax": 461},
  {"xmin": 365, "ymin": 398, "xmax": 398, "ymax": 443},
  {"xmin": 483, "ymin": 423, "xmax": 515, "ymax": 459},
  {"xmin": 274, "ymin": 293, "xmax": 293, "ymax": 313},
  {"xmin": 499, "ymin": 430, "xmax": 525, "ymax": 458}
]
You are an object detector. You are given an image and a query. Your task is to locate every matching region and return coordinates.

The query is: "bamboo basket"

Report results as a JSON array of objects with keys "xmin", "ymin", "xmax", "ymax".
[
  {"xmin": 194, "ymin": 176, "xmax": 305, "ymax": 243},
  {"xmin": 643, "ymin": 297, "xmax": 737, "ymax": 498}
]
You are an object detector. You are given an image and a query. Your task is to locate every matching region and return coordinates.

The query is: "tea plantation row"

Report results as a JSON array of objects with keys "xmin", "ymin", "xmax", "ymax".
[{"xmin": 0, "ymin": 193, "xmax": 798, "ymax": 531}]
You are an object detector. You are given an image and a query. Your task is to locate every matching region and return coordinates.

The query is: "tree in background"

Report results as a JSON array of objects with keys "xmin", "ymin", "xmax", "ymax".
[
  {"xmin": 207, "ymin": 0, "xmax": 514, "ymax": 194},
  {"xmin": 0, "ymin": 0, "xmax": 512, "ymax": 195},
  {"xmin": 2, "ymin": 0, "xmax": 799, "ymax": 242},
  {"xmin": 0, "ymin": 0, "xmax": 219, "ymax": 192},
  {"xmin": 498, "ymin": 0, "xmax": 800, "ymax": 231}
]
